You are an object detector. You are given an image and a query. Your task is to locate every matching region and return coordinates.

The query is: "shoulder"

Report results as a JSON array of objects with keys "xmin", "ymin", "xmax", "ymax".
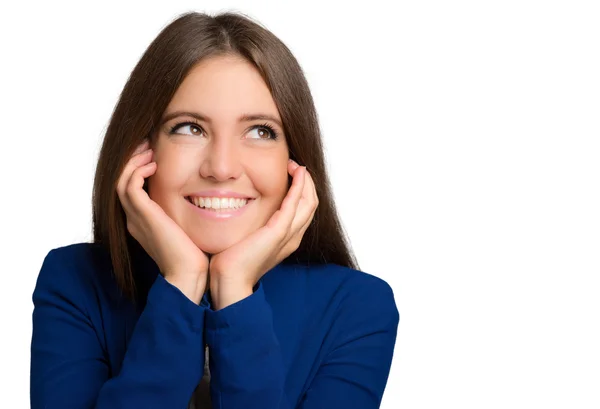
[
  {"xmin": 33, "ymin": 242, "xmax": 118, "ymax": 306},
  {"xmin": 39, "ymin": 242, "xmax": 111, "ymax": 284},
  {"xmin": 315, "ymin": 263, "xmax": 395, "ymax": 292},
  {"xmin": 307, "ymin": 263, "xmax": 397, "ymax": 306},
  {"xmin": 43, "ymin": 242, "xmax": 111, "ymax": 270},
  {"xmin": 286, "ymin": 262, "xmax": 399, "ymax": 328}
]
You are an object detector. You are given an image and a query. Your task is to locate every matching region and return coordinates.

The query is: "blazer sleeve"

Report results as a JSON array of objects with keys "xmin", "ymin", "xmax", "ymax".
[
  {"xmin": 30, "ymin": 248, "xmax": 207, "ymax": 409},
  {"xmin": 204, "ymin": 275, "xmax": 399, "ymax": 409}
]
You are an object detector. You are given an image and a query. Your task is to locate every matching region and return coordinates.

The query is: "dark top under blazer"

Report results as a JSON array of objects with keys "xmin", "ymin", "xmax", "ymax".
[{"xmin": 30, "ymin": 242, "xmax": 399, "ymax": 408}]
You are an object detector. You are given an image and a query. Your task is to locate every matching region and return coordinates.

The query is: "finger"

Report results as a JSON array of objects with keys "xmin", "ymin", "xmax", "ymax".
[
  {"xmin": 290, "ymin": 169, "xmax": 318, "ymax": 232},
  {"xmin": 125, "ymin": 161, "xmax": 157, "ymax": 212},
  {"xmin": 299, "ymin": 166, "xmax": 312, "ymax": 202},
  {"xmin": 283, "ymin": 165, "xmax": 305, "ymax": 218},
  {"xmin": 281, "ymin": 206, "xmax": 314, "ymax": 260},
  {"xmin": 266, "ymin": 165, "xmax": 305, "ymax": 232},
  {"xmin": 116, "ymin": 149, "xmax": 153, "ymax": 197},
  {"xmin": 288, "ymin": 158, "xmax": 301, "ymax": 173},
  {"xmin": 133, "ymin": 140, "xmax": 150, "ymax": 155},
  {"xmin": 290, "ymin": 195, "xmax": 315, "ymax": 238},
  {"xmin": 305, "ymin": 170, "xmax": 319, "ymax": 205},
  {"xmin": 289, "ymin": 160, "xmax": 316, "ymax": 204},
  {"xmin": 293, "ymin": 201, "xmax": 315, "ymax": 244},
  {"xmin": 117, "ymin": 155, "xmax": 155, "ymax": 218}
]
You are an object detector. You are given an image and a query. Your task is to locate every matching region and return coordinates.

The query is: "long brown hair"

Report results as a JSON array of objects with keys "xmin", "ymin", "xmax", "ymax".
[{"xmin": 92, "ymin": 10, "xmax": 359, "ymax": 303}]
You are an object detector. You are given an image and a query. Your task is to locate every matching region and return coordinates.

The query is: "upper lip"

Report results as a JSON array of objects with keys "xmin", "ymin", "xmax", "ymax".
[{"xmin": 187, "ymin": 190, "xmax": 255, "ymax": 199}]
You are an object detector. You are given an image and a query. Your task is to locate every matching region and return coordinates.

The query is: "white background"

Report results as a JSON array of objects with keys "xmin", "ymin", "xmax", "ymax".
[{"xmin": 1, "ymin": 1, "xmax": 599, "ymax": 408}]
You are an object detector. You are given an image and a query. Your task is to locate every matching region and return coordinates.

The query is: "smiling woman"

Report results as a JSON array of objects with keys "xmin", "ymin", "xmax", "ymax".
[{"xmin": 30, "ymin": 10, "xmax": 399, "ymax": 409}]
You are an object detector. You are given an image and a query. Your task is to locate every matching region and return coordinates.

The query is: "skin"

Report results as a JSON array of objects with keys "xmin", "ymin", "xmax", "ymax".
[
  {"xmin": 130, "ymin": 55, "xmax": 319, "ymax": 309},
  {"xmin": 148, "ymin": 55, "xmax": 290, "ymax": 255}
]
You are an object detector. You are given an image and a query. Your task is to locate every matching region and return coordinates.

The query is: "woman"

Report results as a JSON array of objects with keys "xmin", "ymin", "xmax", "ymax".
[{"xmin": 30, "ymin": 11, "xmax": 399, "ymax": 409}]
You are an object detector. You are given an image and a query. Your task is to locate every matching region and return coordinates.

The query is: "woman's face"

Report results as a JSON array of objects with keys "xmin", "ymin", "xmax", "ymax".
[{"xmin": 147, "ymin": 55, "xmax": 290, "ymax": 255}]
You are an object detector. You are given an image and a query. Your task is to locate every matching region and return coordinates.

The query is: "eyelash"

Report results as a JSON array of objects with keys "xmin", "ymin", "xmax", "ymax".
[{"xmin": 168, "ymin": 120, "xmax": 279, "ymax": 141}]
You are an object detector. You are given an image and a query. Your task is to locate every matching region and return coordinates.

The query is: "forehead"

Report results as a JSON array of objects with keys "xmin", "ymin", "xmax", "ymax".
[{"xmin": 166, "ymin": 56, "xmax": 280, "ymax": 120}]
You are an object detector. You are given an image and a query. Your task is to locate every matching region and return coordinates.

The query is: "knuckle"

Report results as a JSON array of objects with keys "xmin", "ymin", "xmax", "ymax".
[
  {"xmin": 125, "ymin": 180, "xmax": 137, "ymax": 195},
  {"xmin": 117, "ymin": 186, "xmax": 126, "ymax": 200},
  {"xmin": 280, "ymin": 225, "xmax": 291, "ymax": 240},
  {"xmin": 129, "ymin": 167, "xmax": 140, "ymax": 179},
  {"xmin": 293, "ymin": 236, "xmax": 302, "ymax": 248},
  {"xmin": 115, "ymin": 180, "xmax": 123, "ymax": 195}
]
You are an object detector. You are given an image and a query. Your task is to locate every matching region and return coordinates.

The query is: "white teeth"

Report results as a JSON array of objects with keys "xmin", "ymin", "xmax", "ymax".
[{"xmin": 190, "ymin": 197, "xmax": 248, "ymax": 210}]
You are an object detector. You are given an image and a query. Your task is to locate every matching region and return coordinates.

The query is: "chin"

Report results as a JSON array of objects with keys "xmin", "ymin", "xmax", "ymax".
[{"xmin": 188, "ymin": 229, "xmax": 247, "ymax": 256}]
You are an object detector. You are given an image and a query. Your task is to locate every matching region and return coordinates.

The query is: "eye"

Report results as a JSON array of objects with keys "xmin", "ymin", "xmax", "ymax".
[
  {"xmin": 168, "ymin": 121, "xmax": 279, "ymax": 141},
  {"xmin": 169, "ymin": 122, "xmax": 203, "ymax": 136},
  {"xmin": 247, "ymin": 123, "xmax": 279, "ymax": 141}
]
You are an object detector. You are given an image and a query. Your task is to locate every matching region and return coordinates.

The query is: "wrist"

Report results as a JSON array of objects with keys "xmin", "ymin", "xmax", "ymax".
[
  {"xmin": 209, "ymin": 275, "xmax": 253, "ymax": 311},
  {"xmin": 164, "ymin": 273, "xmax": 208, "ymax": 305}
]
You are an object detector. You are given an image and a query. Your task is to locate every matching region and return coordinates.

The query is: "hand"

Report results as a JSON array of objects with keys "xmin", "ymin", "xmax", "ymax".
[
  {"xmin": 208, "ymin": 159, "xmax": 319, "ymax": 310},
  {"xmin": 116, "ymin": 139, "xmax": 210, "ymax": 304}
]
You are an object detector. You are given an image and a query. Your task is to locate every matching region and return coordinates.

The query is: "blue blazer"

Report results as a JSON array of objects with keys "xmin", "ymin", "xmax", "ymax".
[{"xmin": 30, "ymin": 242, "xmax": 399, "ymax": 408}]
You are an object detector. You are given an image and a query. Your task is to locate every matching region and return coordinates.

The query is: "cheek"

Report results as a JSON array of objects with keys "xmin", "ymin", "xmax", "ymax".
[
  {"xmin": 148, "ymin": 150, "xmax": 191, "ymax": 195},
  {"xmin": 155, "ymin": 148, "xmax": 195, "ymax": 181},
  {"xmin": 254, "ymin": 165, "xmax": 289, "ymax": 201}
]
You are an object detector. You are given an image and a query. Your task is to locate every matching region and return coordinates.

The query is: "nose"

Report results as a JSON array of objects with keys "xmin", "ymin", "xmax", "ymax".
[{"xmin": 199, "ymin": 135, "xmax": 243, "ymax": 181}]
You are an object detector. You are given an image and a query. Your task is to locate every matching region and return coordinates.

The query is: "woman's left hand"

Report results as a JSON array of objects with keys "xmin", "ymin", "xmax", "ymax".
[{"xmin": 208, "ymin": 159, "xmax": 318, "ymax": 310}]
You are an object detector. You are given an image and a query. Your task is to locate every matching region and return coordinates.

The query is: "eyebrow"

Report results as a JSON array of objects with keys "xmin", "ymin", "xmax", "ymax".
[{"xmin": 161, "ymin": 110, "xmax": 283, "ymax": 128}]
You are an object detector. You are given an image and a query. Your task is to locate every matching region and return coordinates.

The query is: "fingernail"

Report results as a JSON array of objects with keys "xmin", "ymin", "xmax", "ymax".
[{"xmin": 135, "ymin": 141, "xmax": 150, "ymax": 153}]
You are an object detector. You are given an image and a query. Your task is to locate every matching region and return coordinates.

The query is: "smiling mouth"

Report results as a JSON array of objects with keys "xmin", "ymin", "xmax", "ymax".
[{"xmin": 186, "ymin": 196, "xmax": 255, "ymax": 212}]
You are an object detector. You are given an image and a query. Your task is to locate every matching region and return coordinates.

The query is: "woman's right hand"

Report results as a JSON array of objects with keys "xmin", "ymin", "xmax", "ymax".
[{"xmin": 116, "ymin": 139, "xmax": 209, "ymax": 304}]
